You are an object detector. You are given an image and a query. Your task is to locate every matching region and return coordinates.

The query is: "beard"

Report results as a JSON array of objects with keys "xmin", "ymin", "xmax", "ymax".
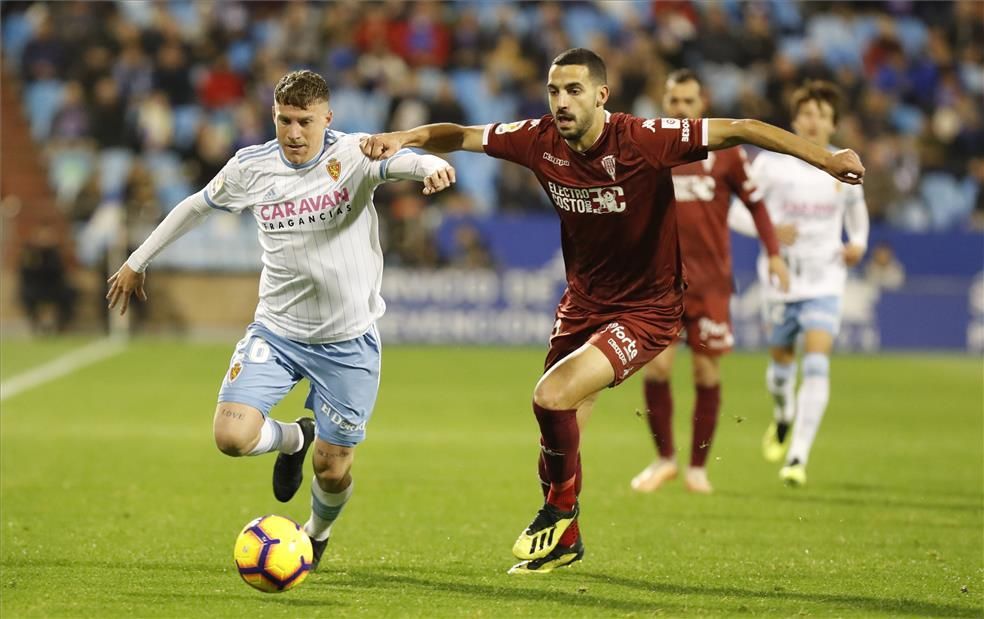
[{"xmin": 555, "ymin": 116, "xmax": 589, "ymax": 141}]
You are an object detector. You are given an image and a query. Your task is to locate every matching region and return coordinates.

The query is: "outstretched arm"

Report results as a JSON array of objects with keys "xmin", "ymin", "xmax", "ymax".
[
  {"xmin": 382, "ymin": 151, "xmax": 457, "ymax": 195},
  {"xmin": 707, "ymin": 119, "xmax": 864, "ymax": 185},
  {"xmin": 362, "ymin": 124, "xmax": 486, "ymax": 159},
  {"xmin": 106, "ymin": 191, "xmax": 212, "ymax": 315}
]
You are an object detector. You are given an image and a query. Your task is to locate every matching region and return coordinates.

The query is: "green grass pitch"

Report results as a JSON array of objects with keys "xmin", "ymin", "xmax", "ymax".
[{"xmin": 1, "ymin": 339, "xmax": 981, "ymax": 617}]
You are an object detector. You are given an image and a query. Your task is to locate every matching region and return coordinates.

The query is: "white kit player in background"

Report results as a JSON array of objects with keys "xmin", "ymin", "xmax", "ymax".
[
  {"xmin": 728, "ymin": 81, "xmax": 869, "ymax": 487},
  {"xmin": 106, "ymin": 70, "xmax": 456, "ymax": 568}
]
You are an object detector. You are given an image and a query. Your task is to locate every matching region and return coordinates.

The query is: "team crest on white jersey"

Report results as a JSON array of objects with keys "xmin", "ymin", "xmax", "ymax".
[
  {"xmin": 326, "ymin": 158, "xmax": 342, "ymax": 181},
  {"xmin": 209, "ymin": 171, "xmax": 226, "ymax": 195},
  {"xmin": 601, "ymin": 155, "xmax": 617, "ymax": 181}
]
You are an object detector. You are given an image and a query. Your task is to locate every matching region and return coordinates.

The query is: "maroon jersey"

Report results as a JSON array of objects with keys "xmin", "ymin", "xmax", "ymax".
[
  {"xmin": 483, "ymin": 112, "xmax": 708, "ymax": 312},
  {"xmin": 671, "ymin": 146, "xmax": 776, "ymax": 293}
]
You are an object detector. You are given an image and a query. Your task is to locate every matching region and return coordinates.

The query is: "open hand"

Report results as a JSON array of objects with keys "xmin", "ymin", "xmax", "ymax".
[
  {"xmin": 768, "ymin": 254, "xmax": 791, "ymax": 292},
  {"xmin": 826, "ymin": 149, "xmax": 865, "ymax": 185},
  {"xmin": 423, "ymin": 166, "xmax": 456, "ymax": 196},
  {"xmin": 106, "ymin": 263, "xmax": 147, "ymax": 316},
  {"xmin": 842, "ymin": 243, "xmax": 865, "ymax": 267}
]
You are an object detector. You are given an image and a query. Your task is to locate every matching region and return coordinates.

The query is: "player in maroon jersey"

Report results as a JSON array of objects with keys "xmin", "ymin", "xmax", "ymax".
[
  {"xmin": 361, "ymin": 48, "xmax": 863, "ymax": 574},
  {"xmin": 630, "ymin": 69, "xmax": 790, "ymax": 496}
]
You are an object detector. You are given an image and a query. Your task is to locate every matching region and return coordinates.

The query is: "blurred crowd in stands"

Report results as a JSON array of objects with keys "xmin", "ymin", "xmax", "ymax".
[{"xmin": 3, "ymin": 0, "xmax": 982, "ymax": 277}]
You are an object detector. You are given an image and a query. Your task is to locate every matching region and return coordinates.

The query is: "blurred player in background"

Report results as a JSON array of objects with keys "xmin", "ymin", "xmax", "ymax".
[
  {"xmin": 361, "ymin": 49, "xmax": 864, "ymax": 573},
  {"xmin": 729, "ymin": 81, "xmax": 869, "ymax": 487},
  {"xmin": 629, "ymin": 69, "xmax": 790, "ymax": 496},
  {"xmin": 106, "ymin": 70, "xmax": 455, "ymax": 568}
]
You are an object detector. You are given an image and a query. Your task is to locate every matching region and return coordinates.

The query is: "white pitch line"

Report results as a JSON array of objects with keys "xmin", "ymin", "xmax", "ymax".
[{"xmin": 0, "ymin": 338, "xmax": 127, "ymax": 402}]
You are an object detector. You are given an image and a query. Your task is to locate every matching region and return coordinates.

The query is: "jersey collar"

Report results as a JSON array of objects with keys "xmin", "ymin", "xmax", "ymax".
[
  {"xmin": 565, "ymin": 109, "xmax": 611, "ymax": 157},
  {"xmin": 279, "ymin": 129, "xmax": 337, "ymax": 170}
]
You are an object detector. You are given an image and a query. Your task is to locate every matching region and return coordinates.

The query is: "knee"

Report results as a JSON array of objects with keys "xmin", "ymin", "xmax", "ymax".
[
  {"xmin": 801, "ymin": 353, "xmax": 830, "ymax": 378},
  {"xmin": 213, "ymin": 424, "xmax": 256, "ymax": 457},
  {"xmin": 533, "ymin": 380, "xmax": 577, "ymax": 411},
  {"xmin": 771, "ymin": 346, "xmax": 796, "ymax": 365},
  {"xmin": 644, "ymin": 362, "xmax": 671, "ymax": 383},
  {"xmin": 692, "ymin": 359, "xmax": 720, "ymax": 387}
]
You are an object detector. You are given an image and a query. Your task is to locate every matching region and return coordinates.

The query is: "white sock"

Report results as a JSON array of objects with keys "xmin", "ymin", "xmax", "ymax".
[
  {"xmin": 304, "ymin": 478, "xmax": 354, "ymax": 542},
  {"xmin": 787, "ymin": 354, "xmax": 830, "ymax": 466},
  {"xmin": 766, "ymin": 360, "xmax": 797, "ymax": 424},
  {"xmin": 246, "ymin": 417, "xmax": 303, "ymax": 456}
]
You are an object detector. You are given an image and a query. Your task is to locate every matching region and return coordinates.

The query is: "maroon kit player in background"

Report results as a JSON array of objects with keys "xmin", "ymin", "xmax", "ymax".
[
  {"xmin": 361, "ymin": 48, "xmax": 864, "ymax": 574},
  {"xmin": 630, "ymin": 69, "xmax": 790, "ymax": 496}
]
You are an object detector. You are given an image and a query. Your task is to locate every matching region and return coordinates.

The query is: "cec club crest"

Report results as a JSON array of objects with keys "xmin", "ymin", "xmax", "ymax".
[
  {"xmin": 326, "ymin": 158, "xmax": 341, "ymax": 181},
  {"xmin": 228, "ymin": 361, "xmax": 243, "ymax": 383},
  {"xmin": 602, "ymin": 155, "xmax": 617, "ymax": 181}
]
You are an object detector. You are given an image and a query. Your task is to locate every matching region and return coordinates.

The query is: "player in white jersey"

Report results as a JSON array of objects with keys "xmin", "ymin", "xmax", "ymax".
[
  {"xmin": 106, "ymin": 71, "xmax": 456, "ymax": 568},
  {"xmin": 729, "ymin": 81, "xmax": 869, "ymax": 487}
]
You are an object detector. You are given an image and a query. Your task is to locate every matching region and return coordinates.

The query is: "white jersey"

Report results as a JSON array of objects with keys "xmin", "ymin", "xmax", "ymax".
[
  {"xmin": 204, "ymin": 130, "xmax": 398, "ymax": 343},
  {"xmin": 734, "ymin": 149, "xmax": 869, "ymax": 302}
]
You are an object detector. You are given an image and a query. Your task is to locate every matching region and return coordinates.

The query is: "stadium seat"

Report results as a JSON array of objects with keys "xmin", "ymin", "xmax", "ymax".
[
  {"xmin": 24, "ymin": 79, "xmax": 65, "ymax": 141},
  {"xmin": 921, "ymin": 173, "xmax": 976, "ymax": 230},
  {"xmin": 450, "ymin": 70, "xmax": 484, "ymax": 116},
  {"xmin": 116, "ymin": 0, "xmax": 154, "ymax": 28},
  {"xmin": 889, "ymin": 103, "xmax": 924, "ymax": 135},
  {"xmin": 98, "ymin": 148, "xmax": 135, "ymax": 201},
  {"xmin": 564, "ymin": 6, "xmax": 613, "ymax": 48},
  {"xmin": 172, "ymin": 105, "xmax": 204, "ymax": 151},
  {"xmin": 769, "ymin": 0, "xmax": 803, "ymax": 33},
  {"xmin": 144, "ymin": 151, "xmax": 192, "ymax": 212},
  {"xmin": 809, "ymin": 15, "xmax": 863, "ymax": 70},
  {"xmin": 329, "ymin": 88, "xmax": 388, "ymax": 135},
  {"xmin": 450, "ymin": 151, "xmax": 499, "ymax": 214},
  {"xmin": 47, "ymin": 147, "xmax": 94, "ymax": 206},
  {"xmin": 699, "ymin": 62, "xmax": 744, "ymax": 111},
  {"xmin": 166, "ymin": 0, "xmax": 200, "ymax": 32},
  {"xmin": 895, "ymin": 16, "xmax": 928, "ymax": 57},
  {"xmin": 778, "ymin": 36, "xmax": 808, "ymax": 65},
  {"xmin": 1, "ymin": 11, "xmax": 34, "ymax": 67},
  {"xmin": 228, "ymin": 40, "xmax": 256, "ymax": 75}
]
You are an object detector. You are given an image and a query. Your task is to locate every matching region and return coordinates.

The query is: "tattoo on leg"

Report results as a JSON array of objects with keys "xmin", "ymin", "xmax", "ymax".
[{"xmin": 221, "ymin": 408, "xmax": 245, "ymax": 420}]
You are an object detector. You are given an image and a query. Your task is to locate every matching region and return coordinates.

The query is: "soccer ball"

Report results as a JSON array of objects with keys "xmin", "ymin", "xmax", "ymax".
[{"xmin": 234, "ymin": 515, "xmax": 313, "ymax": 593}]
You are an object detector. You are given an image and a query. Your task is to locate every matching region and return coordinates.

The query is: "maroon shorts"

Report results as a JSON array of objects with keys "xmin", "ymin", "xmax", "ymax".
[
  {"xmin": 681, "ymin": 291, "xmax": 734, "ymax": 356},
  {"xmin": 545, "ymin": 293, "xmax": 683, "ymax": 387}
]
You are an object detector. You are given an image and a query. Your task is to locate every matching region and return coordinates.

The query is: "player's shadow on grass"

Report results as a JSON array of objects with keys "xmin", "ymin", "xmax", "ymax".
[
  {"xmin": 833, "ymin": 481, "xmax": 984, "ymax": 501},
  {"xmin": 309, "ymin": 567, "xmax": 688, "ymax": 614},
  {"xmin": 776, "ymin": 492, "xmax": 982, "ymax": 514},
  {"xmin": 574, "ymin": 572, "xmax": 980, "ymax": 618},
  {"xmin": 116, "ymin": 591, "xmax": 334, "ymax": 608}
]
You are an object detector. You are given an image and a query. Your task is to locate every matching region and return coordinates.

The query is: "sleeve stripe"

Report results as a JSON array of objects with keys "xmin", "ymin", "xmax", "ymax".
[
  {"xmin": 701, "ymin": 118, "xmax": 709, "ymax": 147},
  {"xmin": 379, "ymin": 149, "xmax": 412, "ymax": 180},
  {"xmin": 202, "ymin": 188, "xmax": 234, "ymax": 212},
  {"xmin": 237, "ymin": 143, "xmax": 278, "ymax": 163},
  {"xmin": 482, "ymin": 123, "xmax": 493, "ymax": 147}
]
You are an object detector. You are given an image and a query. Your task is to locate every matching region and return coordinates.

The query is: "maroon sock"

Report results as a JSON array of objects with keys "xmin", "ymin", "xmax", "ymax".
[
  {"xmin": 559, "ymin": 519, "xmax": 580, "ymax": 547},
  {"xmin": 574, "ymin": 453, "xmax": 582, "ymax": 496},
  {"xmin": 538, "ymin": 450, "xmax": 581, "ymax": 499},
  {"xmin": 542, "ymin": 448, "xmax": 582, "ymax": 546},
  {"xmin": 538, "ymin": 450, "xmax": 582, "ymax": 548},
  {"xmin": 644, "ymin": 379, "xmax": 675, "ymax": 458},
  {"xmin": 690, "ymin": 384, "xmax": 721, "ymax": 468},
  {"xmin": 537, "ymin": 444, "xmax": 549, "ymax": 499},
  {"xmin": 532, "ymin": 402, "xmax": 579, "ymax": 511}
]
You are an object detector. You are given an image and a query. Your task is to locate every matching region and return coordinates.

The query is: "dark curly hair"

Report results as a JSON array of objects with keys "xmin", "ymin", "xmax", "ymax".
[{"xmin": 274, "ymin": 70, "xmax": 331, "ymax": 109}]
